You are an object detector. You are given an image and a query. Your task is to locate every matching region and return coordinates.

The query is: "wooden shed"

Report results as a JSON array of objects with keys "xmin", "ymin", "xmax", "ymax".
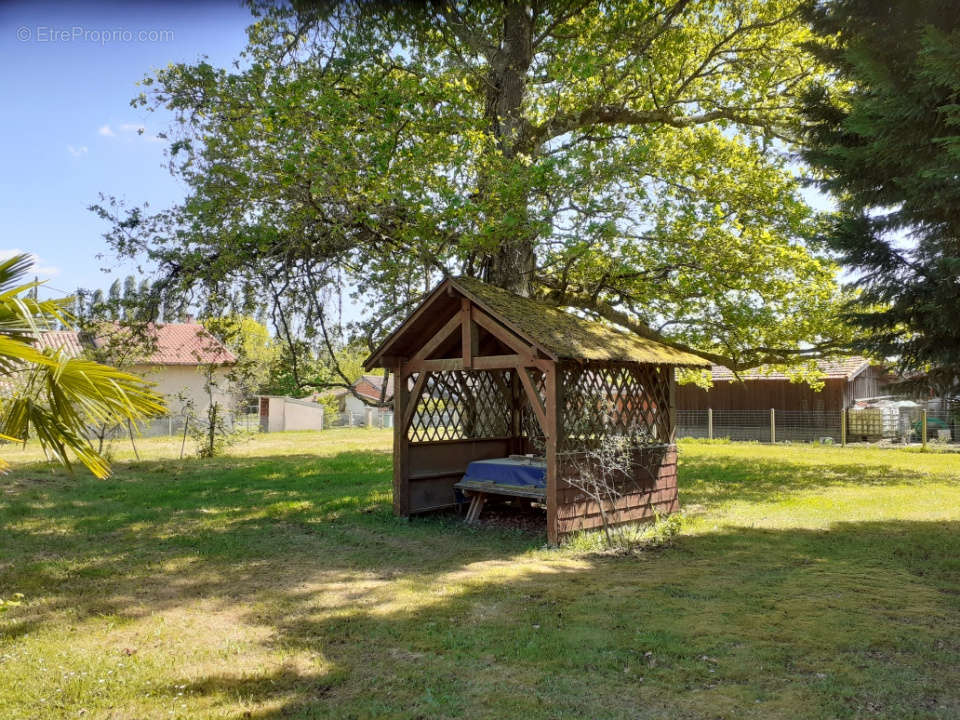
[
  {"xmin": 675, "ymin": 358, "xmax": 889, "ymax": 412},
  {"xmin": 364, "ymin": 277, "xmax": 709, "ymax": 544}
]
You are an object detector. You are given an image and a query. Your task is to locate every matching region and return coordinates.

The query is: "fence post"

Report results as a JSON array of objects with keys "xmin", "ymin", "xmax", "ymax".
[
  {"xmin": 707, "ymin": 408, "xmax": 713, "ymax": 440},
  {"xmin": 922, "ymin": 409, "xmax": 928, "ymax": 449},
  {"xmin": 770, "ymin": 408, "xmax": 776, "ymax": 444},
  {"xmin": 168, "ymin": 416, "xmax": 173, "ymax": 436},
  {"xmin": 841, "ymin": 408, "xmax": 847, "ymax": 447}
]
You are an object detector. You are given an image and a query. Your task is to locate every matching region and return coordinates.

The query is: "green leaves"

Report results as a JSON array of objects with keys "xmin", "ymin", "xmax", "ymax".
[
  {"xmin": 101, "ymin": 0, "xmax": 849, "ymax": 377},
  {"xmin": 0, "ymin": 254, "xmax": 166, "ymax": 477}
]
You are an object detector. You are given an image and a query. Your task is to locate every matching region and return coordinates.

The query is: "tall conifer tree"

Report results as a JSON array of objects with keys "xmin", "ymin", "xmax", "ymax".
[{"xmin": 802, "ymin": 0, "xmax": 960, "ymax": 393}]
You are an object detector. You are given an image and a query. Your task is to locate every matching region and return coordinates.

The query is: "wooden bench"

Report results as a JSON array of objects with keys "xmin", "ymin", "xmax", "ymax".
[{"xmin": 453, "ymin": 478, "xmax": 547, "ymax": 523}]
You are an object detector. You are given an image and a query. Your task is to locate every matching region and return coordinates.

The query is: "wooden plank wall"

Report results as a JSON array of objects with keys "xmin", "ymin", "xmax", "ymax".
[
  {"xmin": 675, "ymin": 379, "xmax": 847, "ymax": 412},
  {"xmin": 405, "ymin": 438, "xmax": 512, "ymax": 513},
  {"xmin": 849, "ymin": 366, "xmax": 885, "ymax": 403},
  {"xmin": 554, "ymin": 445, "xmax": 678, "ymax": 535}
]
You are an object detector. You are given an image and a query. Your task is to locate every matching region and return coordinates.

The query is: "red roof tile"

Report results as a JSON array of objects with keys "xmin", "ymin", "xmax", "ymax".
[
  {"xmin": 34, "ymin": 330, "xmax": 85, "ymax": 358},
  {"xmin": 314, "ymin": 374, "xmax": 396, "ymax": 402},
  {"xmin": 139, "ymin": 323, "xmax": 235, "ymax": 365},
  {"xmin": 36, "ymin": 323, "xmax": 235, "ymax": 366},
  {"xmin": 710, "ymin": 356, "xmax": 873, "ymax": 382},
  {"xmin": 356, "ymin": 373, "xmax": 394, "ymax": 400}
]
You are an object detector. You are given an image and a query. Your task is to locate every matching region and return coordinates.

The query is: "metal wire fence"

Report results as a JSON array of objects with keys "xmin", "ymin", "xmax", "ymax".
[
  {"xmin": 127, "ymin": 409, "xmax": 396, "ymax": 436},
  {"xmin": 109, "ymin": 405, "xmax": 958, "ymax": 447},
  {"xmin": 677, "ymin": 408, "xmax": 959, "ymax": 445},
  {"xmin": 326, "ymin": 410, "xmax": 394, "ymax": 429},
  {"xmin": 117, "ymin": 411, "xmax": 262, "ymax": 439}
]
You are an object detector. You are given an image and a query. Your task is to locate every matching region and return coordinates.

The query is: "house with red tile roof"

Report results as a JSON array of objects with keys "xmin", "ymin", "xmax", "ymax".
[
  {"xmin": 33, "ymin": 330, "xmax": 86, "ymax": 358},
  {"xmin": 675, "ymin": 356, "xmax": 891, "ymax": 412},
  {"xmin": 36, "ymin": 323, "xmax": 237, "ymax": 414},
  {"xmin": 319, "ymin": 374, "xmax": 394, "ymax": 413}
]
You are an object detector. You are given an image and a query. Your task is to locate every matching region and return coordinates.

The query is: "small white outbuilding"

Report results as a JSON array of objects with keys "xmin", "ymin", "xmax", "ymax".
[{"xmin": 258, "ymin": 395, "xmax": 326, "ymax": 432}]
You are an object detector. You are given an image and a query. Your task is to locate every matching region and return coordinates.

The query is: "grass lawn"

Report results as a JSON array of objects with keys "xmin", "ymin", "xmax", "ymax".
[{"xmin": 1, "ymin": 431, "xmax": 958, "ymax": 719}]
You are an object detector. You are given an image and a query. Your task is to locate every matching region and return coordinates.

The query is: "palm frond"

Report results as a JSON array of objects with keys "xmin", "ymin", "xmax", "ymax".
[
  {"xmin": 0, "ymin": 396, "xmax": 110, "ymax": 478},
  {"xmin": 0, "ymin": 252, "xmax": 167, "ymax": 477},
  {"xmin": 0, "ymin": 254, "xmax": 39, "ymax": 294}
]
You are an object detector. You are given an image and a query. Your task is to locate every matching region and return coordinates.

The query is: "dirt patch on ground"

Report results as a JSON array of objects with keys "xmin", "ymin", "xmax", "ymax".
[{"xmin": 471, "ymin": 497, "xmax": 547, "ymax": 534}]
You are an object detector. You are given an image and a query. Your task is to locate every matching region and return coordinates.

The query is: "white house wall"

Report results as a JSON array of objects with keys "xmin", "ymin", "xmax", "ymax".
[
  {"xmin": 265, "ymin": 397, "xmax": 285, "ymax": 433},
  {"xmin": 132, "ymin": 364, "xmax": 236, "ymax": 416},
  {"xmin": 343, "ymin": 394, "xmax": 370, "ymax": 415}
]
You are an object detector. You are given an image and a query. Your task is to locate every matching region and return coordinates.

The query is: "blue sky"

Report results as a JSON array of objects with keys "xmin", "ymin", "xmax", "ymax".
[{"xmin": 0, "ymin": 1, "xmax": 253, "ymax": 299}]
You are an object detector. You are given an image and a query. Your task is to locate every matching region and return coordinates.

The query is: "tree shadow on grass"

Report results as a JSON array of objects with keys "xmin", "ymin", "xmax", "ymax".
[
  {"xmin": 179, "ymin": 667, "xmax": 335, "ymax": 707},
  {"xmin": 159, "ymin": 519, "xmax": 960, "ymax": 720},
  {"xmin": 3, "ymin": 448, "xmax": 959, "ymax": 718},
  {"xmin": 2, "ymin": 447, "xmax": 955, "ymax": 619},
  {"xmin": 0, "ymin": 449, "xmax": 540, "ymax": 638}
]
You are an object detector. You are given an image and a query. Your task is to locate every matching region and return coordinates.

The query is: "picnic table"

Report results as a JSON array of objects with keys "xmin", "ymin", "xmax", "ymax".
[{"xmin": 454, "ymin": 456, "xmax": 547, "ymax": 523}]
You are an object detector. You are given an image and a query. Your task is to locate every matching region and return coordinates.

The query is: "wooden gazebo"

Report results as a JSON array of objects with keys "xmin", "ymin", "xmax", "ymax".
[{"xmin": 364, "ymin": 277, "xmax": 709, "ymax": 543}]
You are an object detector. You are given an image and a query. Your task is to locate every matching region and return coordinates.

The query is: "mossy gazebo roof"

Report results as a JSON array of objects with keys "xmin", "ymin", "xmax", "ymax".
[
  {"xmin": 365, "ymin": 276, "xmax": 708, "ymax": 370},
  {"xmin": 364, "ymin": 276, "xmax": 708, "ymax": 544}
]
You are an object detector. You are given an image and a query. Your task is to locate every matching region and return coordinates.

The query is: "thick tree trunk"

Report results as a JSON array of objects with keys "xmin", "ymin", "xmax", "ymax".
[
  {"xmin": 481, "ymin": 1, "xmax": 536, "ymax": 296},
  {"xmin": 488, "ymin": 240, "xmax": 536, "ymax": 296}
]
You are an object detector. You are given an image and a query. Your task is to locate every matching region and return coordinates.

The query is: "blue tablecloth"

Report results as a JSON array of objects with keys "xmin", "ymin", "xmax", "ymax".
[{"xmin": 462, "ymin": 458, "xmax": 547, "ymax": 489}]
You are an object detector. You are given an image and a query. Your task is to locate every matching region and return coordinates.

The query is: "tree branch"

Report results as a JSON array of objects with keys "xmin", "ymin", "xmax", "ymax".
[
  {"xmin": 435, "ymin": 1, "xmax": 497, "ymax": 61},
  {"xmin": 541, "ymin": 286, "xmax": 850, "ymax": 371},
  {"xmin": 529, "ymin": 104, "xmax": 784, "ymax": 148}
]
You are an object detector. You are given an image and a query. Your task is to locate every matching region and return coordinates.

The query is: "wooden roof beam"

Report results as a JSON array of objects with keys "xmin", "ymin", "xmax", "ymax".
[
  {"xmin": 462, "ymin": 298, "xmax": 478, "ymax": 369},
  {"xmin": 410, "ymin": 312, "xmax": 462, "ymax": 363},
  {"xmin": 472, "ymin": 307, "xmax": 536, "ymax": 358},
  {"xmin": 401, "ymin": 371, "xmax": 429, "ymax": 433}
]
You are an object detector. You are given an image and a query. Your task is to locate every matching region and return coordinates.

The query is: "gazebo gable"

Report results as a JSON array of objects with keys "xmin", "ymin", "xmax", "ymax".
[
  {"xmin": 364, "ymin": 278, "xmax": 553, "ymax": 374},
  {"xmin": 364, "ymin": 280, "xmax": 552, "ymax": 451}
]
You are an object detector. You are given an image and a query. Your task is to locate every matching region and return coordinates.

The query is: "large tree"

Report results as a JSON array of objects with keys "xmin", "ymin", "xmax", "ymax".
[
  {"xmin": 801, "ymin": 0, "xmax": 960, "ymax": 393},
  {"xmin": 97, "ymin": 0, "xmax": 852, "ymax": 390}
]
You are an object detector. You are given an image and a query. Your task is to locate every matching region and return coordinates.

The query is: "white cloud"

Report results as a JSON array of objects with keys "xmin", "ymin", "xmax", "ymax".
[
  {"xmin": 100, "ymin": 122, "xmax": 161, "ymax": 142},
  {"xmin": 67, "ymin": 144, "xmax": 88, "ymax": 157},
  {"xmin": 35, "ymin": 264, "xmax": 61, "ymax": 277},
  {"xmin": 0, "ymin": 249, "xmax": 61, "ymax": 278}
]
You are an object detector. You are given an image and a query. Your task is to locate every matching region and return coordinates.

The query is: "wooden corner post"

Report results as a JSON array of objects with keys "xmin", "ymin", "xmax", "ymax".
[
  {"xmin": 544, "ymin": 361, "xmax": 560, "ymax": 545},
  {"xmin": 668, "ymin": 365, "xmax": 677, "ymax": 444},
  {"xmin": 392, "ymin": 362, "xmax": 410, "ymax": 516},
  {"xmin": 461, "ymin": 297, "xmax": 477, "ymax": 369},
  {"xmin": 510, "ymin": 369, "xmax": 522, "ymax": 455}
]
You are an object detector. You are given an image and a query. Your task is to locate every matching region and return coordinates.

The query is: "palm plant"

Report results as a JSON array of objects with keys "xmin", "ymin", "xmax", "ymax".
[{"xmin": 0, "ymin": 253, "xmax": 165, "ymax": 477}]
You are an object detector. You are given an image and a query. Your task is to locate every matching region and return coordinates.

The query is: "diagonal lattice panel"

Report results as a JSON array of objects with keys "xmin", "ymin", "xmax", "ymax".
[
  {"xmin": 407, "ymin": 370, "xmax": 512, "ymax": 442},
  {"xmin": 559, "ymin": 363, "xmax": 671, "ymax": 452},
  {"xmin": 519, "ymin": 368, "xmax": 546, "ymax": 454}
]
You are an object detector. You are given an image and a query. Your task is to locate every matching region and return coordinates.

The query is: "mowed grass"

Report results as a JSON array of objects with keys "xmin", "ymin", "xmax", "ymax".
[{"xmin": 1, "ymin": 431, "xmax": 958, "ymax": 719}]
